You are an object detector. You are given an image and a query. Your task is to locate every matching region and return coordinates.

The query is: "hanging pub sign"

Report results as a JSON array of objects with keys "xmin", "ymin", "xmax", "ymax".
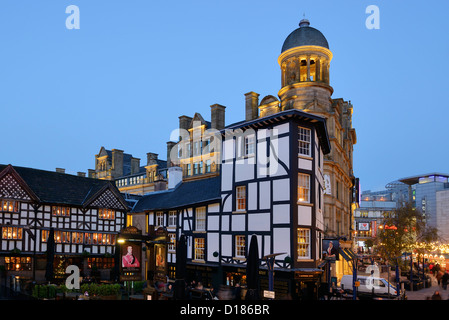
[
  {"xmin": 153, "ymin": 227, "xmax": 168, "ymax": 283},
  {"xmin": 322, "ymin": 239, "xmax": 340, "ymax": 261},
  {"xmin": 119, "ymin": 226, "xmax": 143, "ymax": 281}
]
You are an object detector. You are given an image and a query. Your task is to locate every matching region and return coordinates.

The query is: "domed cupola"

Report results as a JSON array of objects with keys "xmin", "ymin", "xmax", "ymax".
[
  {"xmin": 278, "ymin": 19, "xmax": 333, "ymax": 113},
  {"xmin": 281, "ymin": 19, "xmax": 329, "ymax": 53}
]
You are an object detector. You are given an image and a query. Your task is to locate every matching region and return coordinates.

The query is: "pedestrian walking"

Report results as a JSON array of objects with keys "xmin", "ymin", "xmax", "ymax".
[
  {"xmin": 437, "ymin": 270, "xmax": 444, "ymax": 286},
  {"xmin": 442, "ymin": 272, "xmax": 449, "ymax": 290},
  {"xmin": 434, "ymin": 263, "xmax": 440, "ymax": 277}
]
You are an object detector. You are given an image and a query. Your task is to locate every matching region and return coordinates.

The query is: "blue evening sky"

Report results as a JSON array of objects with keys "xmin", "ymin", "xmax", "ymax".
[{"xmin": 0, "ymin": 0, "xmax": 448, "ymax": 192}]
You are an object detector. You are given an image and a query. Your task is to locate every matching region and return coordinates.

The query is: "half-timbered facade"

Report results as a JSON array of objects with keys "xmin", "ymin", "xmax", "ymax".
[
  {"xmin": 0, "ymin": 164, "xmax": 129, "ymax": 283},
  {"xmin": 219, "ymin": 109, "xmax": 330, "ymax": 297},
  {"xmin": 130, "ymin": 108, "xmax": 330, "ymax": 299},
  {"xmin": 131, "ymin": 169, "xmax": 221, "ymax": 286}
]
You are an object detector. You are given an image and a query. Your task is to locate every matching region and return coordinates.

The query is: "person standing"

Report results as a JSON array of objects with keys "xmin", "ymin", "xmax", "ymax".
[{"xmin": 442, "ymin": 272, "xmax": 449, "ymax": 290}]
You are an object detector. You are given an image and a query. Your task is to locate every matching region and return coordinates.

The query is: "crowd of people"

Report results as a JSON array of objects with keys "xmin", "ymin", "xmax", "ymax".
[{"xmin": 427, "ymin": 262, "xmax": 449, "ymax": 300}]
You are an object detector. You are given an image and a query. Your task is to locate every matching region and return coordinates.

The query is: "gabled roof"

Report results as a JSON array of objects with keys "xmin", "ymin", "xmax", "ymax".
[
  {"xmin": 132, "ymin": 176, "xmax": 221, "ymax": 212},
  {"xmin": 0, "ymin": 164, "xmax": 128, "ymax": 210}
]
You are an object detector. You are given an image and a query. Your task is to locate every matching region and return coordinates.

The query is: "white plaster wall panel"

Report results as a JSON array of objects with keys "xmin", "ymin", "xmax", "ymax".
[
  {"xmin": 207, "ymin": 232, "xmax": 220, "ymax": 262},
  {"xmin": 257, "ymin": 140, "xmax": 268, "ymax": 178},
  {"xmin": 235, "ymin": 160, "xmax": 255, "ymax": 182},
  {"xmin": 44, "ymin": 221, "xmax": 50, "ymax": 227},
  {"xmin": 187, "ymin": 236, "xmax": 192, "ymax": 259},
  {"xmin": 232, "ymin": 214, "xmax": 246, "ymax": 231},
  {"xmin": 71, "ymin": 222, "xmax": 76, "ymax": 229},
  {"xmin": 248, "ymin": 183, "xmax": 257, "ymax": 210},
  {"xmin": 20, "ymin": 219, "xmax": 26, "ymax": 225},
  {"xmin": 16, "ymin": 242, "xmax": 22, "ymax": 251},
  {"xmin": 208, "ymin": 203, "xmax": 220, "ymax": 213},
  {"xmin": 221, "ymin": 215, "xmax": 230, "ymax": 231},
  {"xmin": 259, "ymin": 181, "xmax": 271, "ymax": 210},
  {"xmin": 270, "ymin": 136, "xmax": 289, "ymax": 177},
  {"xmin": 273, "ymin": 204, "xmax": 290, "ymax": 224},
  {"xmin": 298, "ymin": 158, "xmax": 312, "ymax": 171},
  {"xmin": 236, "ymin": 136, "xmax": 242, "ymax": 158},
  {"xmin": 223, "ymin": 137, "xmax": 235, "ymax": 161},
  {"xmin": 221, "ymin": 161, "xmax": 233, "ymax": 191},
  {"xmin": 208, "ymin": 215, "xmax": 220, "ymax": 231},
  {"xmin": 257, "ymin": 128, "xmax": 268, "ymax": 141},
  {"xmin": 274, "ymin": 123, "xmax": 289, "ymax": 135},
  {"xmin": 298, "ymin": 205, "xmax": 312, "ymax": 226},
  {"xmin": 248, "ymin": 213, "xmax": 270, "ymax": 231},
  {"xmin": 273, "ymin": 228, "xmax": 290, "ymax": 260},
  {"xmin": 1, "ymin": 243, "xmax": 6, "ymax": 250},
  {"xmin": 264, "ymin": 235, "xmax": 271, "ymax": 257},
  {"xmin": 148, "ymin": 212, "xmax": 154, "ymax": 225},
  {"xmin": 222, "ymin": 234, "xmax": 232, "ymax": 257},
  {"xmin": 273, "ymin": 179, "xmax": 290, "ymax": 201},
  {"xmin": 222, "ymin": 194, "xmax": 232, "ymax": 213}
]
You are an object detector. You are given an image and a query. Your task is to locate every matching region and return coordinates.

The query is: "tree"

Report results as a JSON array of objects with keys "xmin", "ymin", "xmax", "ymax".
[{"xmin": 374, "ymin": 203, "xmax": 439, "ymax": 265}]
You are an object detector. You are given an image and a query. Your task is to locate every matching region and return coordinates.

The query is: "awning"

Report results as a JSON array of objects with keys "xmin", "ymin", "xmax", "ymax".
[
  {"xmin": 318, "ymin": 260, "xmax": 328, "ymax": 268},
  {"xmin": 344, "ymin": 248, "xmax": 357, "ymax": 260},
  {"xmin": 339, "ymin": 249, "xmax": 352, "ymax": 262}
]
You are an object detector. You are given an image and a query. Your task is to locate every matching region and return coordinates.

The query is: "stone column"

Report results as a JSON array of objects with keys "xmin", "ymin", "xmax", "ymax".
[
  {"xmin": 316, "ymin": 57, "xmax": 321, "ymax": 82},
  {"xmin": 306, "ymin": 55, "xmax": 311, "ymax": 81}
]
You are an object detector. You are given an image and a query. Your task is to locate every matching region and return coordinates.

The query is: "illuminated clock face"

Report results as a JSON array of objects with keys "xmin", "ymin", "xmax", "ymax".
[{"xmin": 324, "ymin": 174, "xmax": 331, "ymax": 195}]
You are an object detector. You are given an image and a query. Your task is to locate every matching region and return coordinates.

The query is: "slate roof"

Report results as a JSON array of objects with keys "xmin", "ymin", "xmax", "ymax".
[
  {"xmin": 0, "ymin": 164, "xmax": 124, "ymax": 207},
  {"xmin": 132, "ymin": 176, "xmax": 221, "ymax": 212},
  {"xmin": 281, "ymin": 20, "xmax": 329, "ymax": 53}
]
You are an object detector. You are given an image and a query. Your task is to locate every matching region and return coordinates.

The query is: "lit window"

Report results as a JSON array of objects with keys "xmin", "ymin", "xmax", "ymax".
[
  {"xmin": 244, "ymin": 135, "xmax": 255, "ymax": 156},
  {"xmin": 236, "ymin": 186, "xmax": 246, "ymax": 211},
  {"xmin": 168, "ymin": 233, "xmax": 176, "ymax": 252},
  {"xmin": 4, "ymin": 256, "xmax": 31, "ymax": 271},
  {"xmin": 196, "ymin": 207, "xmax": 206, "ymax": 231},
  {"xmin": 54, "ymin": 230, "xmax": 70, "ymax": 243},
  {"xmin": 1, "ymin": 200, "xmax": 19, "ymax": 213},
  {"xmin": 298, "ymin": 127, "xmax": 311, "ymax": 156},
  {"xmin": 71, "ymin": 232, "xmax": 84, "ymax": 244},
  {"xmin": 194, "ymin": 238, "xmax": 205, "ymax": 261},
  {"xmin": 99, "ymin": 208, "xmax": 115, "ymax": 220},
  {"xmin": 2, "ymin": 227, "xmax": 23, "ymax": 240},
  {"xmin": 52, "ymin": 206, "xmax": 70, "ymax": 216},
  {"xmin": 235, "ymin": 235, "xmax": 246, "ymax": 258},
  {"xmin": 297, "ymin": 228, "xmax": 310, "ymax": 259},
  {"xmin": 298, "ymin": 173, "xmax": 310, "ymax": 203}
]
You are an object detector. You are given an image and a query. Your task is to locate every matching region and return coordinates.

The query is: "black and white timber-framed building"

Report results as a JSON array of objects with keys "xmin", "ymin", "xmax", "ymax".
[
  {"xmin": 0, "ymin": 164, "xmax": 129, "ymax": 284},
  {"xmin": 131, "ymin": 108, "xmax": 331, "ymax": 299}
]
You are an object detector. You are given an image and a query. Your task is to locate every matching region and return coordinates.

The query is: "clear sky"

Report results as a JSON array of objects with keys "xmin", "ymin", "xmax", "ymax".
[{"xmin": 1, "ymin": 0, "xmax": 448, "ymax": 192}]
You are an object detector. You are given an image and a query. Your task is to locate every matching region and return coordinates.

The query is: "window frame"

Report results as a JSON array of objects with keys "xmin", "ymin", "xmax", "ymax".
[
  {"xmin": 195, "ymin": 207, "xmax": 206, "ymax": 231},
  {"xmin": 194, "ymin": 238, "xmax": 205, "ymax": 261},
  {"xmin": 297, "ymin": 228, "xmax": 311, "ymax": 260},
  {"xmin": 1, "ymin": 200, "xmax": 20, "ymax": 213},
  {"xmin": 298, "ymin": 173, "xmax": 311, "ymax": 203},
  {"xmin": 298, "ymin": 126, "xmax": 311, "ymax": 157},
  {"xmin": 235, "ymin": 185, "xmax": 247, "ymax": 212},
  {"xmin": 235, "ymin": 235, "xmax": 246, "ymax": 259}
]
